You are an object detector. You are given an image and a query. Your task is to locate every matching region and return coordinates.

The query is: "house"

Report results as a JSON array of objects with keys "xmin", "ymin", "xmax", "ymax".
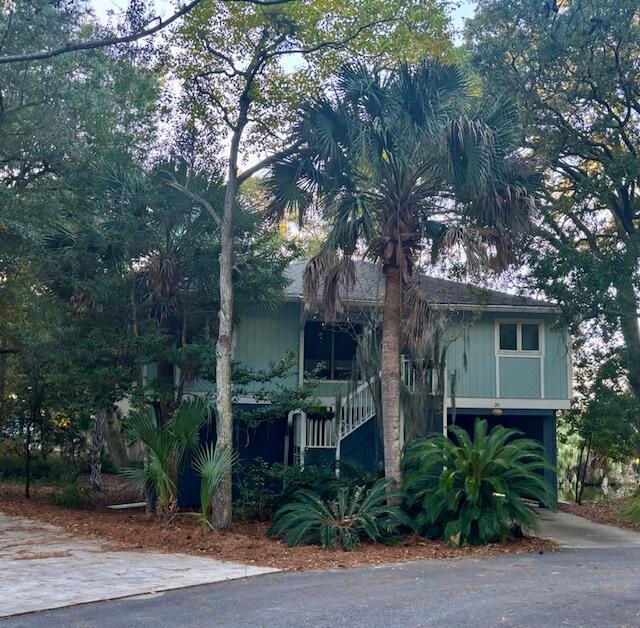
[{"xmin": 187, "ymin": 260, "xmax": 571, "ymax": 503}]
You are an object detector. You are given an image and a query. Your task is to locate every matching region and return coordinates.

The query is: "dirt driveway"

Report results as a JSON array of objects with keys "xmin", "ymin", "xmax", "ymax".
[{"xmin": 0, "ymin": 512, "xmax": 277, "ymax": 618}]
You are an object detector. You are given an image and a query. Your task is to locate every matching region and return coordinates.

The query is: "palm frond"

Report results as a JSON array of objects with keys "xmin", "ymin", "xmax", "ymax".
[
  {"xmin": 403, "ymin": 418, "xmax": 553, "ymax": 545},
  {"xmin": 269, "ymin": 478, "xmax": 410, "ymax": 550},
  {"xmin": 192, "ymin": 443, "xmax": 237, "ymax": 522},
  {"xmin": 170, "ymin": 396, "xmax": 212, "ymax": 453}
]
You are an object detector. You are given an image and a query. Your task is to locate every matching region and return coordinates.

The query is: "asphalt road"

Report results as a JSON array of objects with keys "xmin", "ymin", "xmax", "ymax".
[{"xmin": 4, "ymin": 548, "xmax": 640, "ymax": 628}]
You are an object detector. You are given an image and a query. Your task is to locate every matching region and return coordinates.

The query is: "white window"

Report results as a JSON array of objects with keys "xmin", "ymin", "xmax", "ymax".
[{"xmin": 498, "ymin": 321, "xmax": 541, "ymax": 353}]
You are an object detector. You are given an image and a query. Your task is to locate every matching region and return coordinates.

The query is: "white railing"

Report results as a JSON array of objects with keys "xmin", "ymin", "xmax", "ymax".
[
  {"xmin": 338, "ymin": 378, "xmax": 377, "ymax": 440},
  {"xmin": 295, "ymin": 358, "xmax": 444, "ymax": 461},
  {"xmin": 304, "ymin": 412, "xmax": 335, "ymax": 448},
  {"xmin": 401, "ymin": 356, "xmax": 440, "ymax": 395}
]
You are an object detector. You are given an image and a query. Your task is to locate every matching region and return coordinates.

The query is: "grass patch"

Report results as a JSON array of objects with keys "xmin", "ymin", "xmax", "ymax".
[{"xmin": 622, "ymin": 498, "xmax": 640, "ymax": 523}]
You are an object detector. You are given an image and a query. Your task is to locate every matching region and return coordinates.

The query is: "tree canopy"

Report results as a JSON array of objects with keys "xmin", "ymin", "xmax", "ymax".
[{"xmin": 467, "ymin": 0, "xmax": 640, "ymax": 398}]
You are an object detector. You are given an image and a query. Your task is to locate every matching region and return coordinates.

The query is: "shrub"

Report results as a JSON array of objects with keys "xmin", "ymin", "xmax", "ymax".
[
  {"xmin": 0, "ymin": 453, "xmax": 81, "ymax": 484},
  {"xmin": 269, "ymin": 478, "xmax": 411, "ymax": 550},
  {"xmin": 233, "ymin": 460, "xmax": 339, "ymax": 520},
  {"xmin": 233, "ymin": 459, "xmax": 379, "ymax": 521},
  {"xmin": 47, "ymin": 484, "xmax": 94, "ymax": 509},
  {"xmin": 403, "ymin": 419, "xmax": 552, "ymax": 546},
  {"xmin": 622, "ymin": 498, "xmax": 640, "ymax": 523}
]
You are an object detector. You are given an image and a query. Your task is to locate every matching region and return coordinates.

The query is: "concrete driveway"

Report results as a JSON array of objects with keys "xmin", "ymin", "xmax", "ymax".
[
  {"xmin": 3, "ymin": 507, "xmax": 640, "ymax": 624},
  {"xmin": 536, "ymin": 507, "xmax": 640, "ymax": 549},
  {"xmin": 0, "ymin": 512, "xmax": 277, "ymax": 618},
  {"xmin": 4, "ymin": 547, "xmax": 640, "ymax": 627}
]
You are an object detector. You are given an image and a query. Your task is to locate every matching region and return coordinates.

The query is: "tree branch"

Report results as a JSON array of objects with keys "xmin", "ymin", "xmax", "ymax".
[
  {"xmin": 164, "ymin": 175, "xmax": 222, "ymax": 226},
  {"xmin": 263, "ymin": 17, "xmax": 397, "ymax": 60},
  {"xmin": 0, "ymin": 0, "xmax": 298, "ymax": 65},
  {"xmin": 237, "ymin": 143, "xmax": 299, "ymax": 183}
]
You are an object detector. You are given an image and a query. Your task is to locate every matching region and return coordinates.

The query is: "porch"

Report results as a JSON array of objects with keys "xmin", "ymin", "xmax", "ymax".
[{"xmin": 291, "ymin": 366, "xmax": 558, "ymax": 503}]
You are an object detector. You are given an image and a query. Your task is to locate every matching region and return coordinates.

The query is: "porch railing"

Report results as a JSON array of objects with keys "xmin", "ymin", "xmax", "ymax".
[
  {"xmin": 338, "ymin": 377, "xmax": 376, "ymax": 441},
  {"xmin": 295, "ymin": 357, "xmax": 445, "ymax": 458}
]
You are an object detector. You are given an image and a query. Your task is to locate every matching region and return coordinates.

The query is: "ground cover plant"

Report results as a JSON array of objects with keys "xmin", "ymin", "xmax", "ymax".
[
  {"xmin": 403, "ymin": 419, "xmax": 552, "ymax": 546},
  {"xmin": 269, "ymin": 478, "xmax": 411, "ymax": 550},
  {"xmin": 622, "ymin": 496, "xmax": 640, "ymax": 524}
]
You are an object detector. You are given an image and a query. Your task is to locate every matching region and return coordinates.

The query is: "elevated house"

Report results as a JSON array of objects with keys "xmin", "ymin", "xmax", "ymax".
[{"xmin": 183, "ymin": 260, "xmax": 571, "ymax": 503}]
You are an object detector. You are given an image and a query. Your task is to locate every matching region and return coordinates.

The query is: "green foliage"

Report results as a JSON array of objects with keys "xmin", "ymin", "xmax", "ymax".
[
  {"xmin": 47, "ymin": 484, "xmax": 94, "ymax": 510},
  {"xmin": 270, "ymin": 478, "xmax": 410, "ymax": 550},
  {"xmin": 0, "ymin": 453, "xmax": 80, "ymax": 485},
  {"xmin": 467, "ymin": 0, "xmax": 640, "ymax": 398},
  {"xmin": 266, "ymin": 60, "xmax": 533, "ymax": 281},
  {"xmin": 233, "ymin": 458, "xmax": 380, "ymax": 521},
  {"xmin": 623, "ymin": 498, "xmax": 640, "ymax": 524},
  {"xmin": 565, "ymin": 355, "xmax": 640, "ymax": 463},
  {"xmin": 403, "ymin": 420, "xmax": 552, "ymax": 546},
  {"xmin": 121, "ymin": 398, "xmax": 212, "ymax": 513},
  {"xmin": 175, "ymin": 0, "xmax": 453, "ymax": 153},
  {"xmin": 189, "ymin": 444, "xmax": 237, "ymax": 530},
  {"xmin": 561, "ymin": 352, "xmax": 640, "ymax": 502},
  {"xmin": 234, "ymin": 460, "xmax": 340, "ymax": 520}
]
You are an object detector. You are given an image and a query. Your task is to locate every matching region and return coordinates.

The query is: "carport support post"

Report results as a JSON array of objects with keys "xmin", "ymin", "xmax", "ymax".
[{"xmin": 542, "ymin": 412, "xmax": 558, "ymax": 508}]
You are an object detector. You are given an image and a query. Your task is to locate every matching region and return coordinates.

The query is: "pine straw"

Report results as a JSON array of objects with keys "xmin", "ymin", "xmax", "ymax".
[
  {"xmin": 560, "ymin": 498, "xmax": 640, "ymax": 533},
  {"xmin": 1, "ymin": 480, "xmax": 555, "ymax": 571}
]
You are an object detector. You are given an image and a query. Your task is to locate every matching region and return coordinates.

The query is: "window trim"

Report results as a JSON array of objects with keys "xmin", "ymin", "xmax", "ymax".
[{"xmin": 495, "ymin": 319, "xmax": 545, "ymax": 357}]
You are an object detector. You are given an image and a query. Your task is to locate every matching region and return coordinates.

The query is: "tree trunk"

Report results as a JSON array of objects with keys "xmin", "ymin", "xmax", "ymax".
[
  {"xmin": 0, "ymin": 336, "xmax": 6, "ymax": 426},
  {"xmin": 211, "ymin": 163, "xmax": 239, "ymax": 530},
  {"xmin": 156, "ymin": 359, "xmax": 175, "ymax": 425},
  {"xmin": 381, "ymin": 265, "xmax": 403, "ymax": 493},
  {"xmin": 614, "ymin": 273, "xmax": 640, "ymax": 399},
  {"xmin": 104, "ymin": 410, "xmax": 129, "ymax": 471},
  {"xmin": 24, "ymin": 420, "xmax": 31, "ymax": 500},
  {"xmin": 88, "ymin": 410, "xmax": 106, "ymax": 491}
]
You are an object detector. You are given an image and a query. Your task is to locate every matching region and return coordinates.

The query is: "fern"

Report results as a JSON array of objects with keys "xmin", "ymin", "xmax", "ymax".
[
  {"xmin": 269, "ymin": 478, "xmax": 411, "ymax": 550},
  {"xmin": 403, "ymin": 418, "xmax": 553, "ymax": 545}
]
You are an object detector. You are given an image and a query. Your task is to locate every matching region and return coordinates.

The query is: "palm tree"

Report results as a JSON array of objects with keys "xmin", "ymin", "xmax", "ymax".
[
  {"xmin": 266, "ymin": 60, "xmax": 534, "ymax": 490},
  {"xmin": 121, "ymin": 397, "xmax": 212, "ymax": 516}
]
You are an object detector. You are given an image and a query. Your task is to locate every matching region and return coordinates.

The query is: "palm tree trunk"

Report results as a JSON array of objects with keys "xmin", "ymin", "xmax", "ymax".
[{"xmin": 381, "ymin": 265, "xmax": 403, "ymax": 493}]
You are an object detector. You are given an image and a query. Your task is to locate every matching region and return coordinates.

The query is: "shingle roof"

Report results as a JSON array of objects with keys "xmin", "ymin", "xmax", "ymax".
[{"xmin": 283, "ymin": 260, "xmax": 554, "ymax": 310}]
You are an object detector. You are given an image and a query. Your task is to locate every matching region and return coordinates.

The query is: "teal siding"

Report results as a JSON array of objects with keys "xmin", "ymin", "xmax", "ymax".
[
  {"xmin": 339, "ymin": 417, "xmax": 380, "ymax": 474},
  {"xmin": 187, "ymin": 302, "xmax": 300, "ymax": 394},
  {"xmin": 544, "ymin": 326, "xmax": 569, "ymax": 399},
  {"xmin": 445, "ymin": 313, "xmax": 569, "ymax": 401},
  {"xmin": 445, "ymin": 316, "xmax": 496, "ymax": 398},
  {"xmin": 234, "ymin": 303, "xmax": 300, "ymax": 393},
  {"xmin": 185, "ymin": 305, "xmax": 569, "ymax": 403},
  {"xmin": 499, "ymin": 357, "xmax": 541, "ymax": 398},
  {"xmin": 304, "ymin": 447, "xmax": 336, "ymax": 467},
  {"xmin": 311, "ymin": 380, "xmax": 350, "ymax": 400}
]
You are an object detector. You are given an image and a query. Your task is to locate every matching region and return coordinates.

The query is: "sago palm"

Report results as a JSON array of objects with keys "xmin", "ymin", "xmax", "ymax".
[
  {"xmin": 266, "ymin": 60, "xmax": 535, "ymax": 488},
  {"xmin": 403, "ymin": 419, "xmax": 552, "ymax": 545},
  {"xmin": 269, "ymin": 478, "xmax": 411, "ymax": 550}
]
